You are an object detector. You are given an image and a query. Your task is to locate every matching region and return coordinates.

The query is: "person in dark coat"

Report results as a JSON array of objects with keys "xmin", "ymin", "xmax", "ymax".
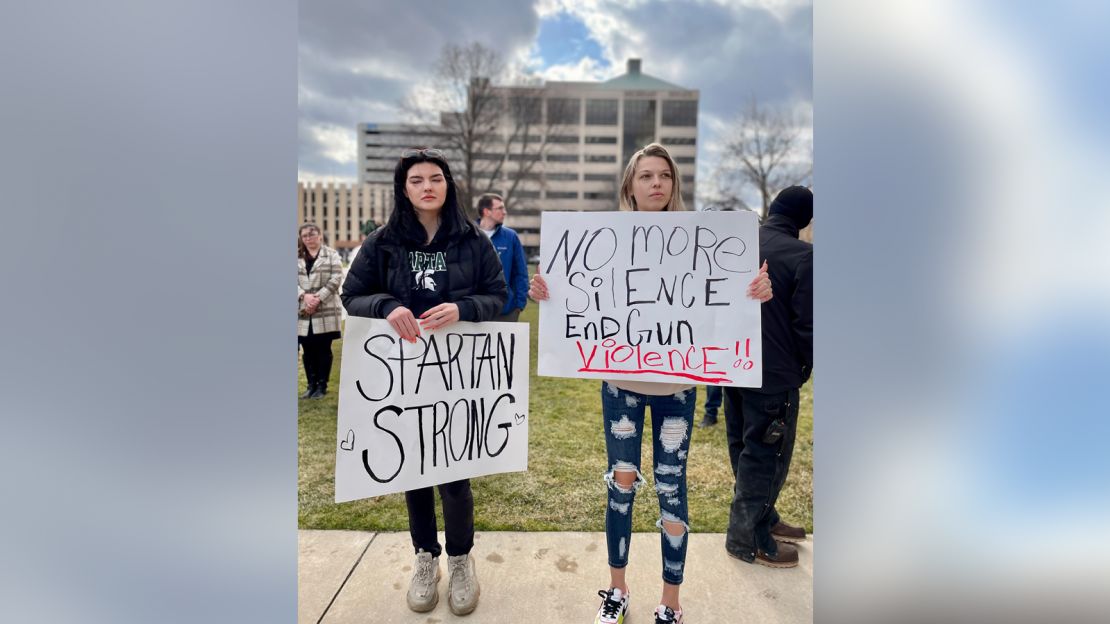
[
  {"xmin": 341, "ymin": 148, "xmax": 506, "ymax": 616},
  {"xmin": 723, "ymin": 186, "xmax": 813, "ymax": 568}
]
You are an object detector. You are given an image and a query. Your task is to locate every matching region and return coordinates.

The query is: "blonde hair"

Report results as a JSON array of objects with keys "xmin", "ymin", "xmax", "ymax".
[{"xmin": 618, "ymin": 143, "xmax": 687, "ymax": 212}]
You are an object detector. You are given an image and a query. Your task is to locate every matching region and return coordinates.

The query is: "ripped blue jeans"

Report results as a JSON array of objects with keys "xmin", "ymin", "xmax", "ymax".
[{"xmin": 601, "ymin": 382, "xmax": 696, "ymax": 585}]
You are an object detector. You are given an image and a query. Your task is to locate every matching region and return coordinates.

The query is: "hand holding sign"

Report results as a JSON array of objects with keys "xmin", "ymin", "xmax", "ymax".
[
  {"xmin": 747, "ymin": 261, "xmax": 772, "ymax": 302},
  {"xmin": 386, "ymin": 305, "xmax": 420, "ymax": 342},
  {"xmin": 418, "ymin": 302, "xmax": 460, "ymax": 331},
  {"xmin": 529, "ymin": 274, "xmax": 549, "ymax": 301}
]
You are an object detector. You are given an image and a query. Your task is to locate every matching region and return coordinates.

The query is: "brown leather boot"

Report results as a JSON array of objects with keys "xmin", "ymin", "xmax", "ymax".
[
  {"xmin": 754, "ymin": 541, "xmax": 799, "ymax": 568},
  {"xmin": 771, "ymin": 520, "xmax": 807, "ymax": 543}
]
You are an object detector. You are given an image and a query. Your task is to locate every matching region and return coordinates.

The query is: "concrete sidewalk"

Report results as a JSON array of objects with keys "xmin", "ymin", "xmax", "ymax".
[{"xmin": 300, "ymin": 530, "xmax": 812, "ymax": 623}]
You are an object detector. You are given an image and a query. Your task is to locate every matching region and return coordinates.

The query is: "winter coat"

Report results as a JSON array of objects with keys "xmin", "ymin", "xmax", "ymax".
[
  {"xmin": 341, "ymin": 222, "xmax": 507, "ymax": 323},
  {"xmin": 483, "ymin": 222, "xmax": 529, "ymax": 315},
  {"xmin": 297, "ymin": 245, "xmax": 344, "ymax": 336},
  {"xmin": 756, "ymin": 214, "xmax": 813, "ymax": 393}
]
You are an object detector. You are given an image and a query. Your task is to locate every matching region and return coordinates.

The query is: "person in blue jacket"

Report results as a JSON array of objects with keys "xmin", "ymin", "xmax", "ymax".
[{"xmin": 476, "ymin": 193, "xmax": 529, "ymax": 322}]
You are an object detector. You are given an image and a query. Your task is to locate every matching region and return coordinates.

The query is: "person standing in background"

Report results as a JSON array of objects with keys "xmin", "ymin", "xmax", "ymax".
[
  {"xmin": 723, "ymin": 186, "xmax": 813, "ymax": 568},
  {"xmin": 476, "ymin": 193, "xmax": 528, "ymax": 322},
  {"xmin": 297, "ymin": 223, "xmax": 343, "ymax": 399},
  {"xmin": 698, "ymin": 385, "xmax": 723, "ymax": 428}
]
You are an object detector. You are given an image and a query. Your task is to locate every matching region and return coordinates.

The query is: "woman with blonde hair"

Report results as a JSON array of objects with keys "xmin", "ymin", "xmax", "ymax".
[
  {"xmin": 297, "ymin": 222, "xmax": 344, "ymax": 398},
  {"xmin": 530, "ymin": 143, "xmax": 772, "ymax": 624}
]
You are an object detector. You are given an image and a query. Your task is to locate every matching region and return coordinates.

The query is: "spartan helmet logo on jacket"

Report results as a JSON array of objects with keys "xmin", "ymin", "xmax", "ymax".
[{"xmin": 415, "ymin": 269, "xmax": 437, "ymax": 291}]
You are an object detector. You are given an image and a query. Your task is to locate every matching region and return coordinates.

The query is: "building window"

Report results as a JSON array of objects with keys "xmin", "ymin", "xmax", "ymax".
[
  {"xmin": 583, "ymin": 192, "xmax": 609, "ymax": 200},
  {"xmin": 515, "ymin": 190, "xmax": 542, "ymax": 199},
  {"xmin": 547, "ymin": 135, "xmax": 579, "ymax": 143},
  {"xmin": 547, "ymin": 191, "xmax": 578, "ymax": 199},
  {"xmin": 585, "ymin": 99, "xmax": 619, "ymax": 125},
  {"xmin": 622, "ymin": 99, "xmax": 657, "ymax": 166},
  {"xmin": 547, "ymin": 98, "xmax": 580, "ymax": 125},
  {"xmin": 661, "ymin": 137, "xmax": 696, "ymax": 145},
  {"xmin": 546, "ymin": 172, "xmax": 578, "ymax": 181},
  {"xmin": 585, "ymin": 154, "xmax": 617, "ymax": 163},
  {"xmin": 584, "ymin": 173, "xmax": 616, "ymax": 182},
  {"xmin": 662, "ymin": 100, "xmax": 698, "ymax": 127},
  {"xmin": 675, "ymin": 156, "xmax": 695, "ymax": 164},
  {"xmin": 508, "ymin": 153, "xmax": 541, "ymax": 162},
  {"xmin": 682, "ymin": 175, "xmax": 695, "ymax": 184},
  {"xmin": 510, "ymin": 96, "xmax": 542, "ymax": 125},
  {"xmin": 546, "ymin": 153, "xmax": 579, "ymax": 162},
  {"xmin": 585, "ymin": 136, "xmax": 618, "ymax": 144}
]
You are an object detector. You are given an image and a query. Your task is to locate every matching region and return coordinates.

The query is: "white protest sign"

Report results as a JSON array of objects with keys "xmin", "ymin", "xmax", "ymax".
[
  {"xmin": 335, "ymin": 318, "xmax": 529, "ymax": 502},
  {"xmin": 537, "ymin": 211, "xmax": 762, "ymax": 387}
]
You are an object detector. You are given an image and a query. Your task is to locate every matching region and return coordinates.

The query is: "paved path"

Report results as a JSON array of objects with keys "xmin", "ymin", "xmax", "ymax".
[{"xmin": 300, "ymin": 530, "xmax": 812, "ymax": 623}]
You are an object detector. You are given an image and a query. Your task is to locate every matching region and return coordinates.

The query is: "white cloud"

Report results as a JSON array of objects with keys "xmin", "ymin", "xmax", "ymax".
[
  {"xmin": 298, "ymin": 0, "xmax": 811, "ymax": 188},
  {"xmin": 307, "ymin": 122, "xmax": 356, "ymax": 165},
  {"xmin": 538, "ymin": 56, "xmax": 612, "ymax": 82}
]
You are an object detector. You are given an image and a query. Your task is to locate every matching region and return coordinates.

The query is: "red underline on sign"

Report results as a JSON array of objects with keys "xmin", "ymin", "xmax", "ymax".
[{"xmin": 578, "ymin": 368, "xmax": 732, "ymax": 384}]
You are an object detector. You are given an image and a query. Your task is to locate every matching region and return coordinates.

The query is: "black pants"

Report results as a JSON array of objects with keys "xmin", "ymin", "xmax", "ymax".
[
  {"xmin": 722, "ymin": 387, "xmax": 800, "ymax": 561},
  {"xmin": 703, "ymin": 384, "xmax": 723, "ymax": 419},
  {"xmin": 493, "ymin": 308, "xmax": 521, "ymax": 323},
  {"xmin": 298, "ymin": 332, "xmax": 337, "ymax": 388},
  {"xmin": 405, "ymin": 478, "xmax": 474, "ymax": 557}
]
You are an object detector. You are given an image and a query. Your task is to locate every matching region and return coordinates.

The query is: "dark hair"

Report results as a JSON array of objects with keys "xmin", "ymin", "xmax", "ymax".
[
  {"xmin": 476, "ymin": 193, "xmax": 503, "ymax": 216},
  {"xmin": 381, "ymin": 148, "xmax": 472, "ymax": 245},
  {"xmin": 297, "ymin": 222, "xmax": 324, "ymax": 260}
]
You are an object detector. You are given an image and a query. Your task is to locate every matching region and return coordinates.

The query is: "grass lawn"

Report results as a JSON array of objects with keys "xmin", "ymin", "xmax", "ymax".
[{"xmin": 299, "ymin": 303, "xmax": 813, "ymax": 533}]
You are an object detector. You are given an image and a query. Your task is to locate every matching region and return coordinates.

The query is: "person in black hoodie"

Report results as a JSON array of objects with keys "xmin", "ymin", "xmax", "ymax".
[
  {"xmin": 341, "ymin": 148, "xmax": 506, "ymax": 616},
  {"xmin": 723, "ymin": 186, "xmax": 813, "ymax": 569}
]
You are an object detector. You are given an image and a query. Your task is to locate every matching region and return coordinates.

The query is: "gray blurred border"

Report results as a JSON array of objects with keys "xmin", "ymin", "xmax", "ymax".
[
  {"xmin": 816, "ymin": 1, "xmax": 1110, "ymax": 622},
  {"xmin": 0, "ymin": 2, "xmax": 297, "ymax": 622}
]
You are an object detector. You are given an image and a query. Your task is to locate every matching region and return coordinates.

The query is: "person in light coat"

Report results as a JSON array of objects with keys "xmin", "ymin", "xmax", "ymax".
[{"xmin": 297, "ymin": 222, "xmax": 343, "ymax": 399}]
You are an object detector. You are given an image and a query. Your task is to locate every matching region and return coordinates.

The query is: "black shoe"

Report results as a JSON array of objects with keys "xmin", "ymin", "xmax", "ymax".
[
  {"xmin": 697, "ymin": 415, "xmax": 718, "ymax": 428},
  {"xmin": 300, "ymin": 383, "xmax": 316, "ymax": 399},
  {"xmin": 309, "ymin": 383, "xmax": 327, "ymax": 399}
]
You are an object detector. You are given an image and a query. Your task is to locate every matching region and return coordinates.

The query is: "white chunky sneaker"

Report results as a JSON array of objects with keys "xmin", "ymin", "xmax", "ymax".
[
  {"xmin": 406, "ymin": 550, "xmax": 440, "ymax": 612},
  {"xmin": 595, "ymin": 588, "xmax": 630, "ymax": 624},
  {"xmin": 654, "ymin": 604, "xmax": 685, "ymax": 624},
  {"xmin": 447, "ymin": 553, "xmax": 480, "ymax": 615}
]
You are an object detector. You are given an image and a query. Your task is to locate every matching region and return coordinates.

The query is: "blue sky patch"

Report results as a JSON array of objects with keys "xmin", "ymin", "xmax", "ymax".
[{"xmin": 535, "ymin": 11, "xmax": 604, "ymax": 68}]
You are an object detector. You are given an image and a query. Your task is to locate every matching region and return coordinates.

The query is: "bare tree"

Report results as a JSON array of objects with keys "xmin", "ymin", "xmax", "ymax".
[
  {"xmin": 704, "ymin": 97, "xmax": 812, "ymax": 220},
  {"xmin": 401, "ymin": 42, "xmax": 571, "ymax": 219}
]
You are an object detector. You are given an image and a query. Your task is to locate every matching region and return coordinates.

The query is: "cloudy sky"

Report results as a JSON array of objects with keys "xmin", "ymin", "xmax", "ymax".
[{"xmin": 298, "ymin": 0, "xmax": 812, "ymax": 199}]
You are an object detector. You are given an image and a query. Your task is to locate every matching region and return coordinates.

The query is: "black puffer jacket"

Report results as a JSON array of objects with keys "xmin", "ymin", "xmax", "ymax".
[
  {"xmin": 757, "ymin": 214, "xmax": 813, "ymax": 393},
  {"xmin": 341, "ymin": 222, "xmax": 508, "ymax": 323}
]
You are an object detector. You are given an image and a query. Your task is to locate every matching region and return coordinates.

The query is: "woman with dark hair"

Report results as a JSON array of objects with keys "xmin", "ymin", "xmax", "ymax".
[
  {"xmin": 297, "ymin": 222, "xmax": 343, "ymax": 399},
  {"xmin": 341, "ymin": 148, "xmax": 506, "ymax": 616},
  {"xmin": 530, "ymin": 143, "xmax": 773, "ymax": 624}
]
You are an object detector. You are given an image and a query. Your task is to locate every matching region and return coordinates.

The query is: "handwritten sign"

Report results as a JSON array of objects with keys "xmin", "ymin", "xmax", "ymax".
[
  {"xmin": 537, "ymin": 211, "xmax": 762, "ymax": 387},
  {"xmin": 335, "ymin": 318, "xmax": 529, "ymax": 502}
]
